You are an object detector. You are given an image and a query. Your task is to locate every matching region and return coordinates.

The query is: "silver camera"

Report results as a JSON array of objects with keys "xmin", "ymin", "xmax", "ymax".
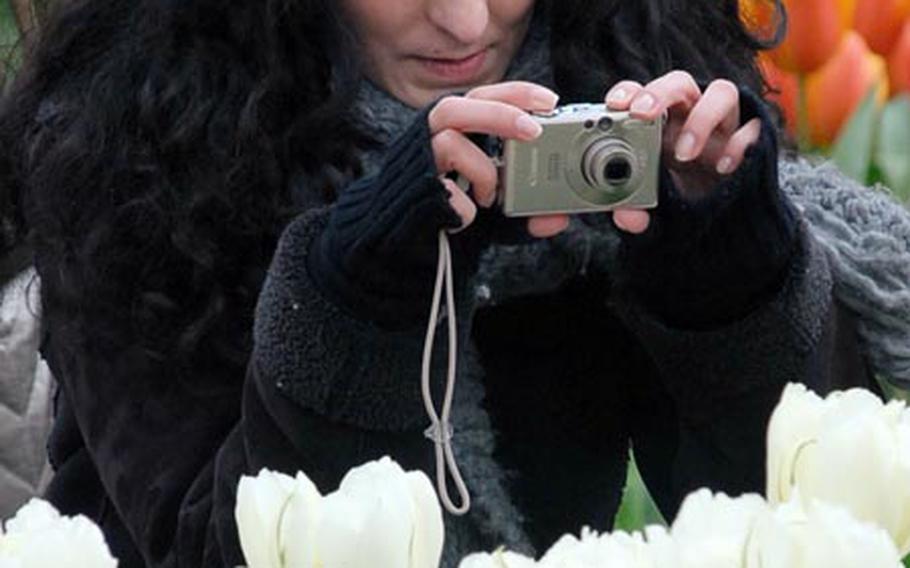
[{"xmin": 497, "ymin": 104, "xmax": 662, "ymax": 217}]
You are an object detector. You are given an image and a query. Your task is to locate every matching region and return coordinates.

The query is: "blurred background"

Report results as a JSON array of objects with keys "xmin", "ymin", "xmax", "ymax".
[{"xmin": 743, "ymin": 0, "xmax": 910, "ymax": 204}]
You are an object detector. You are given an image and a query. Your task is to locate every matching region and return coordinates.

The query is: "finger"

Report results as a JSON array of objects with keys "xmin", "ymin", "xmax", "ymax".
[
  {"xmin": 466, "ymin": 81, "xmax": 560, "ymax": 112},
  {"xmin": 604, "ymin": 80, "xmax": 645, "ymax": 110},
  {"xmin": 613, "ymin": 209, "xmax": 651, "ymax": 234},
  {"xmin": 674, "ymin": 80, "xmax": 740, "ymax": 163},
  {"xmin": 527, "ymin": 215, "xmax": 570, "ymax": 238},
  {"xmin": 715, "ymin": 118, "xmax": 762, "ymax": 176},
  {"xmin": 441, "ymin": 178, "xmax": 477, "ymax": 231},
  {"xmin": 432, "ymin": 129, "xmax": 498, "ymax": 207},
  {"xmin": 629, "ymin": 70, "xmax": 702, "ymax": 121},
  {"xmin": 428, "ymin": 96, "xmax": 543, "ymax": 141}
]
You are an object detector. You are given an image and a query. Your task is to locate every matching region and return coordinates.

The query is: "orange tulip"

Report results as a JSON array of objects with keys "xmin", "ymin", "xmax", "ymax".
[
  {"xmin": 854, "ymin": 0, "xmax": 910, "ymax": 56},
  {"xmin": 759, "ymin": 55, "xmax": 800, "ymax": 136},
  {"xmin": 889, "ymin": 20, "xmax": 910, "ymax": 94},
  {"xmin": 805, "ymin": 32, "xmax": 890, "ymax": 145},
  {"xmin": 765, "ymin": 0, "xmax": 854, "ymax": 74}
]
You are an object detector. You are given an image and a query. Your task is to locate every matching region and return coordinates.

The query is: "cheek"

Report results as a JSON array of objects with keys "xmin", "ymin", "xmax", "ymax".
[
  {"xmin": 341, "ymin": 0, "xmax": 411, "ymax": 45},
  {"xmin": 490, "ymin": 0, "xmax": 536, "ymax": 26}
]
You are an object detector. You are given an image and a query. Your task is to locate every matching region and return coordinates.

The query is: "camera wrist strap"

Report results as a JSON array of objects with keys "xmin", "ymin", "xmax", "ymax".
[{"xmin": 421, "ymin": 230, "xmax": 471, "ymax": 515}]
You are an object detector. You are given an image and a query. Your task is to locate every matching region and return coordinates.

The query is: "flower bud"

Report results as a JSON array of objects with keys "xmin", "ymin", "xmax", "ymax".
[
  {"xmin": 854, "ymin": 0, "xmax": 910, "ymax": 56},
  {"xmin": 765, "ymin": 0, "xmax": 854, "ymax": 74},
  {"xmin": 804, "ymin": 32, "xmax": 889, "ymax": 145}
]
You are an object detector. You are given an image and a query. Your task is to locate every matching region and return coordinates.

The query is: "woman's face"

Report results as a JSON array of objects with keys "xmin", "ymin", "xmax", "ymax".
[{"xmin": 340, "ymin": 0, "xmax": 536, "ymax": 108}]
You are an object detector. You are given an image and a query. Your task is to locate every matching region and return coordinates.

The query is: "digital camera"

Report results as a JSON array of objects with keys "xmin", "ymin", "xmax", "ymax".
[{"xmin": 497, "ymin": 104, "xmax": 662, "ymax": 217}]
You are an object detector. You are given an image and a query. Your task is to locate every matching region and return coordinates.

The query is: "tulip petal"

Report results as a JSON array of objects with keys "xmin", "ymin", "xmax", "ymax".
[
  {"xmin": 771, "ymin": 0, "xmax": 848, "ymax": 74},
  {"xmin": 4, "ymin": 499, "xmax": 61, "ymax": 534},
  {"xmin": 801, "ymin": 498, "xmax": 902, "ymax": 567},
  {"xmin": 671, "ymin": 489, "xmax": 768, "ymax": 568},
  {"xmin": 854, "ymin": 0, "xmax": 910, "ymax": 56},
  {"xmin": 766, "ymin": 384, "xmax": 825, "ymax": 504},
  {"xmin": 278, "ymin": 472, "xmax": 323, "ymax": 568},
  {"xmin": 749, "ymin": 490, "xmax": 902, "ymax": 568},
  {"xmin": 806, "ymin": 32, "xmax": 889, "ymax": 146},
  {"xmin": 889, "ymin": 22, "xmax": 910, "ymax": 95},
  {"xmin": 405, "ymin": 471, "xmax": 444, "ymax": 568},
  {"xmin": 317, "ymin": 457, "xmax": 417, "ymax": 568},
  {"xmin": 458, "ymin": 550, "xmax": 537, "ymax": 568},
  {"xmin": 235, "ymin": 469, "xmax": 297, "ymax": 568},
  {"xmin": 0, "ymin": 500, "xmax": 116, "ymax": 568}
]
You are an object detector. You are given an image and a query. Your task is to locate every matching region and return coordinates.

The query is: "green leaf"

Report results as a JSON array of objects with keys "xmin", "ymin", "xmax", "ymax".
[
  {"xmin": 613, "ymin": 451, "xmax": 667, "ymax": 532},
  {"xmin": 875, "ymin": 95, "xmax": 910, "ymax": 203},
  {"xmin": 831, "ymin": 88, "xmax": 881, "ymax": 184},
  {"xmin": 903, "ymin": 553, "xmax": 910, "ymax": 568}
]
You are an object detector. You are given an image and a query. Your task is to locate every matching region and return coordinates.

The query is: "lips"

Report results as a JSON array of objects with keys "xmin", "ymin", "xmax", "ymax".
[{"xmin": 416, "ymin": 49, "xmax": 489, "ymax": 83}]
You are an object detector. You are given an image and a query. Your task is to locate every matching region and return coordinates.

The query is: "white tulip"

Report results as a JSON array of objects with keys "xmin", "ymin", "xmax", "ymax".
[
  {"xmin": 236, "ymin": 457, "xmax": 443, "ymax": 568},
  {"xmin": 748, "ymin": 490, "xmax": 902, "ymax": 568},
  {"xmin": 458, "ymin": 550, "xmax": 538, "ymax": 568},
  {"xmin": 0, "ymin": 499, "xmax": 117, "ymax": 568},
  {"xmin": 236, "ymin": 469, "xmax": 300, "ymax": 568},
  {"xmin": 670, "ymin": 489, "xmax": 768, "ymax": 568},
  {"xmin": 766, "ymin": 383, "xmax": 910, "ymax": 555}
]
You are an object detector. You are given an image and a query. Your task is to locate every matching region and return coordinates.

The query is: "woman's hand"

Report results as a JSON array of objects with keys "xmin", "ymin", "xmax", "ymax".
[
  {"xmin": 604, "ymin": 71, "xmax": 763, "ymax": 234},
  {"xmin": 427, "ymin": 81, "xmax": 570, "ymax": 238}
]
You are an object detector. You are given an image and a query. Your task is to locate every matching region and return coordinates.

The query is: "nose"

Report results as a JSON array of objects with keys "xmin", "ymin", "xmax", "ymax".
[{"xmin": 426, "ymin": 0, "xmax": 490, "ymax": 45}]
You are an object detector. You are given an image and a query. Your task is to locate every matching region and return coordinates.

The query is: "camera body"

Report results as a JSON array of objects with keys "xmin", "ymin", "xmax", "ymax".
[{"xmin": 498, "ymin": 104, "xmax": 662, "ymax": 217}]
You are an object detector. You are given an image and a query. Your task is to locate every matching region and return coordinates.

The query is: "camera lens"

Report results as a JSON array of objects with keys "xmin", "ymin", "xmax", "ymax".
[
  {"xmin": 581, "ymin": 138, "xmax": 637, "ymax": 192},
  {"xmin": 604, "ymin": 157, "xmax": 632, "ymax": 185},
  {"xmin": 597, "ymin": 117, "xmax": 613, "ymax": 131}
]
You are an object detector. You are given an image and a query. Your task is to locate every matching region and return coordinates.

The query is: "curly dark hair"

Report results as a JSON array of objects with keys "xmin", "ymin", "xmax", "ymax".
[{"xmin": 0, "ymin": 0, "xmax": 783, "ymax": 378}]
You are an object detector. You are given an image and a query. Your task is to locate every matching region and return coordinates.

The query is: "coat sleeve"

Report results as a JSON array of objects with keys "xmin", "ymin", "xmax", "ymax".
[{"xmin": 613, "ymin": 219, "xmax": 857, "ymax": 412}]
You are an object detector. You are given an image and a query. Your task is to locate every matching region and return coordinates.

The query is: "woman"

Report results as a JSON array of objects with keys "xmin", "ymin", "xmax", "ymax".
[{"xmin": 1, "ymin": 0, "xmax": 908, "ymax": 566}]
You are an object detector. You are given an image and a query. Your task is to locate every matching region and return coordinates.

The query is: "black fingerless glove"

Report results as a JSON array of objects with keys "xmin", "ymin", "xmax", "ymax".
[
  {"xmin": 617, "ymin": 86, "xmax": 799, "ymax": 329},
  {"xmin": 307, "ymin": 110, "xmax": 480, "ymax": 329}
]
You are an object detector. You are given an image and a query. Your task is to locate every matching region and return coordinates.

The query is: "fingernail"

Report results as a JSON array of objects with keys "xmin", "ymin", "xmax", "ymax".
[
  {"xmin": 606, "ymin": 88, "xmax": 628, "ymax": 105},
  {"xmin": 516, "ymin": 114, "xmax": 543, "ymax": 139},
  {"xmin": 717, "ymin": 156, "xmax": 735, "ymax": 175},
  {"xmin": 534, "ymin": 90, "xmax": 560, "ymax": 109},
  {"xmin": 480, "ymin": 187, "xmax": 496, "ymax": 208},
  {"xmin": 675, "ymin": 132, "xmax": 697, "ymax": 162},
  {"xmin": 630, "ymin": 93, "xmax": 655, "ymax": 114}
]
